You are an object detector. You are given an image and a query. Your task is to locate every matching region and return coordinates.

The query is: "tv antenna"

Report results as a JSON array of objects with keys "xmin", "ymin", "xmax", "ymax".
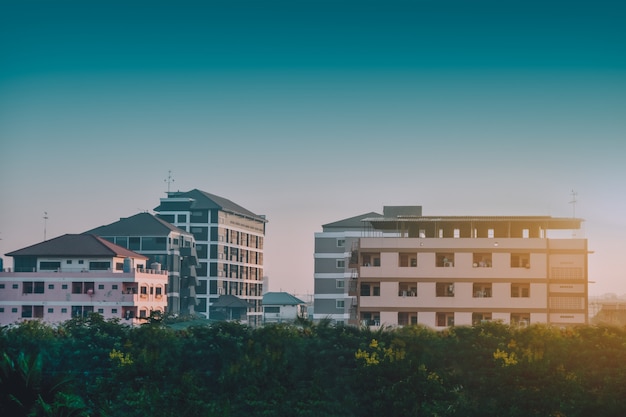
[
  {"xmin": 164, "ymin": 170, "xmax": 175, "ymax": 193},
  {"xmin": 43, "ymin": 212, "xmax": 49, "ymax": 241},
  {"xmin": 569, "ymin": 190, "xmax": 578, "ymax": 218}
]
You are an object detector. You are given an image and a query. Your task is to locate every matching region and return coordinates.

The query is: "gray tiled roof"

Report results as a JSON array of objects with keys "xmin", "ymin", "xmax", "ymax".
[
  {"xmin": 155, "ymin": 189, "xmax": 267, "ymax": 222},
  {"xmin": 322, "ymin": 212, "xmax": 381, "ymax": 230},
  {"xmin": 84, "ymin": 212, "xmax": 190, "ymax": 237},
  {"xmin": 5, "ymin": 234, "xmax": 147, "ymax": 259}
]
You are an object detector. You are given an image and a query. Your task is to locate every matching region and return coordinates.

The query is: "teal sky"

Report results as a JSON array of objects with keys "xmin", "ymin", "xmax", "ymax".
[{"xmin": 1, "ymin": 0, "xmax": 625, "ymax": 296}]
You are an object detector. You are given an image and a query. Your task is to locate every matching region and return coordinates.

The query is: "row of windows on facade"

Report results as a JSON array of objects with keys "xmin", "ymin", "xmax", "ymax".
[
  {"xmin": 360, "ymin": 312, "xmax": 532, "ymax": 327},
  {"xmin": 337, "ymin": 253, "xmax": 532, "ymax": 269},
  {"xmin": 351, "ymin": 282, "xmax": 530, "ymax": 299},
  {"xmin": 4, "ymin": 305, "xmax": 154, "ymax": 319},
  {"xmin": 3, "ymin": 281, "xmax": 163, "ymax": 296},
  {"xmin": 38, "ymin": 261, "xmax": 116, "ymax": 271},
  {"xmin": 170, "ymin": 224, "xmax": 264, "ymax": 249}
]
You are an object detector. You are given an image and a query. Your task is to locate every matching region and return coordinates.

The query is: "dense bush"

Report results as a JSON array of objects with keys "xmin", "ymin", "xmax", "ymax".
[{"xmin": 1, "ymin": 316, "xmax": 626, "ymax": 417}]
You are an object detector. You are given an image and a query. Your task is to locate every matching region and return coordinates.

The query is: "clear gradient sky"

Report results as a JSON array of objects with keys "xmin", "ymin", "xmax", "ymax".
[{"xmin": 1, "ymin": 0, "xmax": 625, "ymax": 297}]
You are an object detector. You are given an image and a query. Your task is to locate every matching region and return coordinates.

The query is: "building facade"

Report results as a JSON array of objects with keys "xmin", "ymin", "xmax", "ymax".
[
  {"xmin": 0, "ymin": 234, "xmax": 168, "ymax": 326},
  {"xmin": 317, "ymin": 206, "xmax": 589, "ymax": 328},
  {"xmin": 154, "ymin": 189, "xmax": 267, "ymax": 325},
  {"xmin": 85, "ymin": 212, "xmax": 199, "ymax": 316},
  {"xmin": 313, "ymin": 212, "xmax": 382, "ymax": 324}
]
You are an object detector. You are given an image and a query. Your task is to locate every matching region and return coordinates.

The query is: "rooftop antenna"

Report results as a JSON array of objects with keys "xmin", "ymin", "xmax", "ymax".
[
  {"xmin": 569, "ymin": 190, "xmax": 578, "ymax": 238},
  {"xmin": 569, "ymin": 189, "xmax": 578, "ymax": 218},
  {"xmin": 164, "ymin": 170, "xmax": 175, "ymax": 194},
  {"xmin": 43, "ymin": 212, "xmax": 49, "ymax": 241}
]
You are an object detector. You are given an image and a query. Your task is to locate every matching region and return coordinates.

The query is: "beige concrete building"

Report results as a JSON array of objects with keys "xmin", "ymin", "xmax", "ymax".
[{"xmin": 343, "ymin": 207, "xmax": 588, "ymax": 328}]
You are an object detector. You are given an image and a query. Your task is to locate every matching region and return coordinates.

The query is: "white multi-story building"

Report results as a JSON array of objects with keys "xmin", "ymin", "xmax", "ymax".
[
  {"xmin": 0, "ymin": 234, "xmax": 168, "ymax": 326},
  {"xmin": 316, "ymin": 206, "xmax": 589, "ymax": 328},
  {"xmin": 154, "ymin": 189, "xmax": 267, "ymax": 325}
]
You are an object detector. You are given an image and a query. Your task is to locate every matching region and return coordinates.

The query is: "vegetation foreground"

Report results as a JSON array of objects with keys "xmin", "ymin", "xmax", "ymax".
[{"xmin": 1, "ymin": 315, "xmax": 626, "ymax": 417}]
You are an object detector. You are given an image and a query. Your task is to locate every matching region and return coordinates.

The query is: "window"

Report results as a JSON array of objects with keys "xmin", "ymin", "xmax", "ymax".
[
  {"xmin": 48, "ymin": 308, "xmax": 54, "ymax": 313},
  {"xmin": 89, "ymin": 261, "xmax": 110, "ymax": 271},
  {"xmin": 360, "ymin": 282, "xmax": 380, "ymax": 296},
  {"xmin": 336, "ymin": 300, "xmax": 345, "ymax": 309},
  {"xmin": 473, "ymin": 253, "xmax": 492, "ymax": 267},
  {"xmin": 337, "ymin": 239, "xmax": 345, "ymax": 247},
  {"xmin": 12, "ymin": 308, "xmax": 18, "ymax": 313},
  {"xmin": 156, "ymin": 287, "xmax": 163, "ymax": 296},
  {"xmin": 66, "ymin": 260, "xmax": 72, "ymax": 264},
  {"xmin": 265, "ymin": 306, "xmax": 280, "ymax": 313},
  {"xmin": 48, "ymin": 284, "xmax": 54, "ymax": 290},
  {"xmin": 98, "ymin": 308, "xmax": 104, "ymax": 314},
  {"xmin": 398, "ymin": 312, "xmax": 418, "ymax": 326},
  {"xmin": 21, "ymin": 305, "xmax": 32, "ymax": 318},
  {"xmin": 61, "ymin": 308, "xmax": 67, "ymax": 313},
  {"xmin": 361, "ymin": 253, "xmax": 380, "ymax": 267},
  {"xmin": 112, "ymin": 308, "xmax": 118, "ymax": 314},
  {"xmin": 399, "ymin": 253, "xmax": 417, "ymax": 267},
  {"xmin": 62, "ymin": 284, "xmax": 68, "ymax": 290},
  {"xmin": 511, "ymin": 283, "xmax": 530, "ymax": 298},
  {"xmin": 511, "ymin": 253, "xmax": 530, "ymax": 268},
  {"xmin": 115, "ymin": 262, "xmax": 124, "ymax": 271},
  {"xmin": 72, "ymin": 306, "xmax": 93, "ymax": 317},
  {"xmin": 436, "ymin": 282, "xmax": 455, "ymax": 297},
  {"xmin": 98, "ymin": 284, "xmax": 105, "ymax": 290},
  {"xmin": 436, "ymin": 312, "xmax": 455, "ymax": 327},
  {"xmin": 336, "ymin": 259, "xmax": 345, "ymax": 269},
  {"xmin": 0, "ymin": 308, "xmax": 4, "ymax": 313},
  {"xmin": 112, "ymin": 284, "xmax": 118, "ymax": 290},
  {"xmin": 398, "ymin": 283, "xmax": 417, "ymax": 297},
  {"xmin": 78, "ymin": 260, "xmax": 84, "ymax": 265},
  {"xmin": 360, "ymin": 312, "xmax": 380, "ymax": 326},
  {"xmin": 12, "ymin": 284, "xmax": 19, "ymax": 289},
  {"xmin": 40, "ymin": 261, "xmax": 61, "ymax": 271},
  {"xmin": 23, "ymin": 282, "xmax": 44, "ymax": 294},
  {"xmin": 129, "ymin": 237, "xmax": 140, "ymax": 250},
  {"xmin": 177, "ymin": 214, "xmax": 187, "ymax": 223},
  {"xmin": 472, "ymin": 313, "xmax": 492, "ymax": 325},
  {"xmin": 473, "ymin": 283, "xmax": 492, "ymax": 298},
  {"xmin": 436, "ymin": 253, "xmax": 455, "ymax": 267},
  {"xmin": 511, "ymin": 313, "xmax": 530, "ymax": 326},
  {"xmin": 0, "ymin": 284, "xmax": 4, "ymax": 289}
]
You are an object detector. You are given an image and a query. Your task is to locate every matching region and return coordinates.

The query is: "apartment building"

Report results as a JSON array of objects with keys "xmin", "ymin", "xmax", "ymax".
[
  {"xmin": 85, "ymin": 212, "xmax": 199, "ymax": 316},
  {"xmin": 154, "ymin": 189, "xmax": 267, "ymax": 325},
  {"xmin": 313, "ymin": 212, "xmax": 382, "ymax": 324},
  {"xmin": 0, "ymin": 234, "xmax": 168, "ymax": 326},
  {"xmin": 317, "ymin": 206, "xmax": 588, "ymax": 328}
]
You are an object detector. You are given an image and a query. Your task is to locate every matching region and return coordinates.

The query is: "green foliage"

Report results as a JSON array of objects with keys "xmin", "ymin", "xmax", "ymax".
[{"xmin": 2, "ymin": 318, "xmax": 626, "ymax": 417}]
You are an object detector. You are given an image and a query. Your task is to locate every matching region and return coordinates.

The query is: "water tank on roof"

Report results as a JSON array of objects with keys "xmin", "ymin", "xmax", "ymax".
[
  {"xmin": 123, "ymin": 257, "xmax": 133, "ymax": 273},
  {"xmin": 151, "ymin": 262, "xmax": 161, "ymax": 272}
]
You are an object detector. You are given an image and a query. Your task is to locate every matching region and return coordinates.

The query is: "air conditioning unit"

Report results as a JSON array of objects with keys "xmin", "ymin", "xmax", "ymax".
[{"xmin": 444, "ymin": 261, "xmax": 454, "ymax": 267}]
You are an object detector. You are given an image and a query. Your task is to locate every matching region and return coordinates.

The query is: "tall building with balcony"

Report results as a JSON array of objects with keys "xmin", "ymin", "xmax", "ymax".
[
  {"xmin": 317, "ymin": 206, "xmax": 589, "ymax": 328},
  {"xmin": 0, "ymin": 234, "xmax": 168, "ymax": 326},
  {"xmin": 313, "ymin": 212, "xmax": 381, "ymax": 324},
  {"xmin": 85, "ymin": 212, "xmax": 199, "ymax": 316},
  {"xmin": 154, "ymin": 189, "xmax": 267, "ymax": 325}
]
